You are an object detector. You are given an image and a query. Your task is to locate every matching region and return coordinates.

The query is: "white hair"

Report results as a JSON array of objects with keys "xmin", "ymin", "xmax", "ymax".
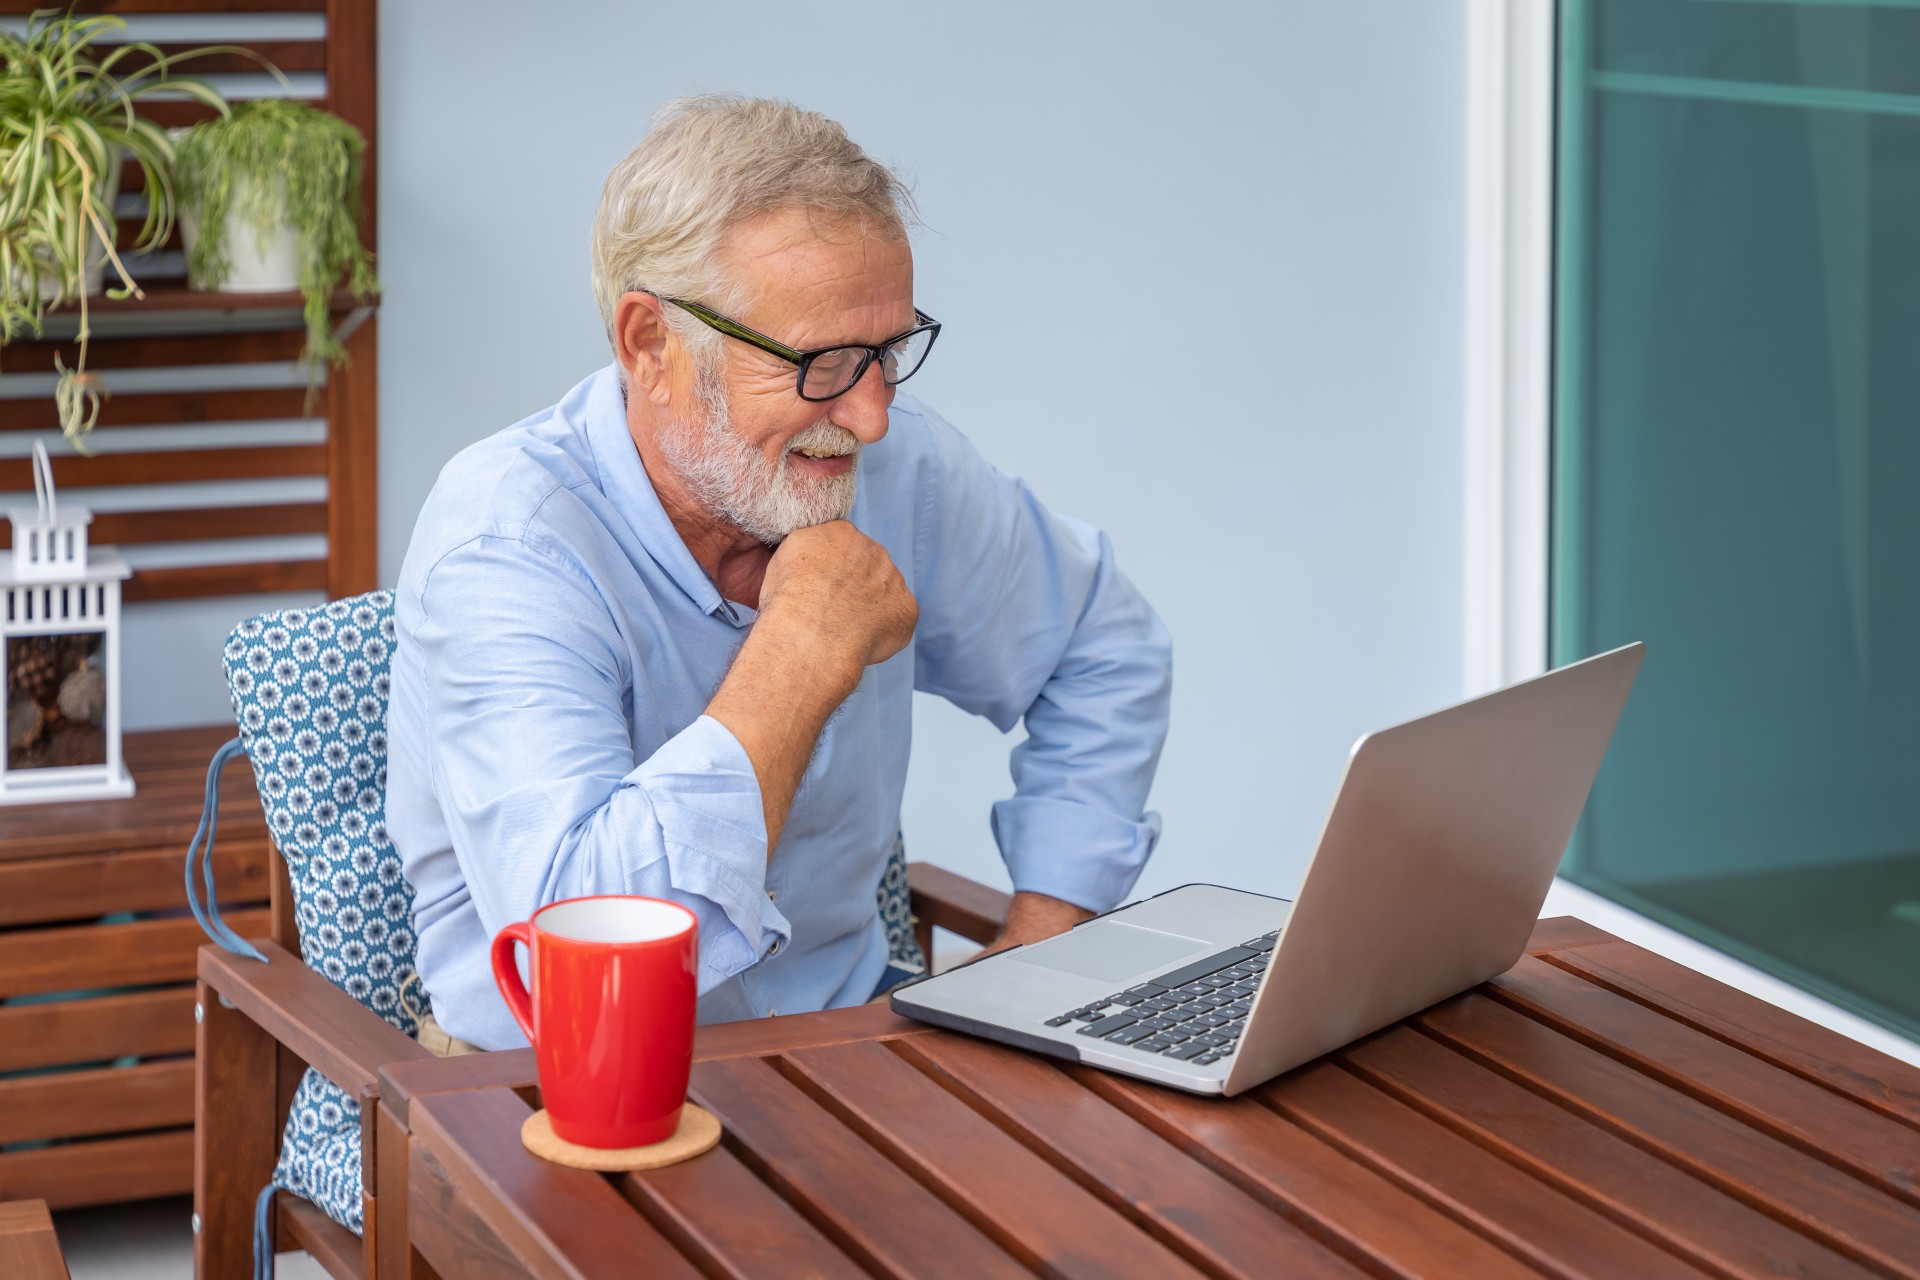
[{"xmin": 591, "ymin": 94, "xmax": 918, "ymax": 358}]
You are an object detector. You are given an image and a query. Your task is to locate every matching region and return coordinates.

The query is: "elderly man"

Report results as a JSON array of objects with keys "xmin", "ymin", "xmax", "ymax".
[{"xmin": 389, "ymin": 96, "xmax": 1171, "ymax": 1051}]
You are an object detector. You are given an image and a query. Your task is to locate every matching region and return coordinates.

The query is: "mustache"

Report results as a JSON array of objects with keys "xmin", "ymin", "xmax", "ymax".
[{"xmin": 785, "ymin": 421, "xmax": 862, "ymax": 459}]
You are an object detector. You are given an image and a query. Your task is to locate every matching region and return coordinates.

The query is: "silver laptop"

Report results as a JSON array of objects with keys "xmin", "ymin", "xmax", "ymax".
[{"xmin": 891, "ymin": 643, "xmax": 1644, "ymax": 1096}]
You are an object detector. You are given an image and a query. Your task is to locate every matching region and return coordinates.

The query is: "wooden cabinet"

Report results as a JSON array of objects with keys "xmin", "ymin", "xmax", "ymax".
[
  {"xmin": 0, "ymin": 0, "xmax": 379, "ymax": 1208},
  {"xmin": 0, "ymin": 727, "xmax": 271, "ymax": 1209}
]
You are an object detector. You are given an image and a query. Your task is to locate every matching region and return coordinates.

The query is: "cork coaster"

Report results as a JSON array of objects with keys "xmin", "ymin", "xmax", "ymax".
[{"xmin": 520, "ymin": 1102, "xmax": 721, "ymax": 1171}]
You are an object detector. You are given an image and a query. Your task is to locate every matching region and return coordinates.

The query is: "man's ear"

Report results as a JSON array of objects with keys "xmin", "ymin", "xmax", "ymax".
[{"xmin": 614, "ymin": 291, "xmax": 675, "ymax": 406}]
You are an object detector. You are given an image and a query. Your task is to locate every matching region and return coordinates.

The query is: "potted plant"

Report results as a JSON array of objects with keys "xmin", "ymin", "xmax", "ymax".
[
  {"xmin": 174, "ymin": 99, "xmax": 379, "ymax": 378},
  {"xmin": 0, "ymin": 9, "xmax": 232, "ymax": 447}
]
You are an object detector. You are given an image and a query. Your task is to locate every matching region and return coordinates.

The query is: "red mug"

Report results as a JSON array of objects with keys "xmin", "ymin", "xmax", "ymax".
[{"xmin": 491, "ymin": 895, "xmax": 698, "ymax": 1149}]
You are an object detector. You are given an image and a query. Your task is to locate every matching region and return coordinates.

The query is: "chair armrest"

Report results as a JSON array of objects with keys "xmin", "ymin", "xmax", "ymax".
[
  {"xmin": 199, "ymin": 940, "xmax": 430, "ymax": 1099},
  {"xmin": 906, "ymin": 862, "xmax": 1011, "ymax": 945}
]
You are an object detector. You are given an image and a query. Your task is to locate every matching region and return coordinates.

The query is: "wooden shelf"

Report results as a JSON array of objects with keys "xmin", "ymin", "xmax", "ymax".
[{"xmin": 43, "ymin": 283, "xmax": 375, "ymax": 317}]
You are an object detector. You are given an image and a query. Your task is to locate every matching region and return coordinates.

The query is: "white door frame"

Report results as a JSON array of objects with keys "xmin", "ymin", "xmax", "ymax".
[{"xmin": 1463, "ymin": 0, "xmax": 1555, "ymax": 694}]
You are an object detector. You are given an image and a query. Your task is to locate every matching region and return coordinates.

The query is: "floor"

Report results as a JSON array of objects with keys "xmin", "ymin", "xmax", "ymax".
[
  {"xmin": 49, "ymin": 888, "xmax": 1920, "ymax": 1277},
  {"xmin": 54, "ymin": 1197, "xmax": 325, "ymax": 1280}
]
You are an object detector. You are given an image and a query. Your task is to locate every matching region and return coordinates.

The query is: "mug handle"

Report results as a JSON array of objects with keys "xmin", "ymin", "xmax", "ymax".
[{"xmin": 490, "ymin": 921, "xmax": 537, "ymax": 1045}]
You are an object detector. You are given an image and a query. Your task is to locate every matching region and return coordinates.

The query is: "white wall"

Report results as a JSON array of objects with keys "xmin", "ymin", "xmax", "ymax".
[
  {"xmin": 377, "ymin": 0, "xmax": 1469, "ymax": 903},
  {"xmin": 123, "ymin": 0, "xmax": 1469, "ymax": 905}
]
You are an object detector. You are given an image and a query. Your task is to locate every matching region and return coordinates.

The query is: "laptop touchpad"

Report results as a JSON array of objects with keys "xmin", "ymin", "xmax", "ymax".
[{"xmin": 1011, "ymin": 922, "xmax": 1209, "ymax": 984}]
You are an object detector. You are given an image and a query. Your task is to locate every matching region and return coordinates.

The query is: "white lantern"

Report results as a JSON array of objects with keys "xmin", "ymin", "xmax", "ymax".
[{"xmin": 0, "ymin": 442, "xmax": 133, "ymax": 803}]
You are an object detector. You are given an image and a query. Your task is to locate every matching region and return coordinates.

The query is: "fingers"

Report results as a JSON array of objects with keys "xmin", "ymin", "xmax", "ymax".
[{"xmin": 761, "ymin": 521, "xmax": 917, "ymax": 669}]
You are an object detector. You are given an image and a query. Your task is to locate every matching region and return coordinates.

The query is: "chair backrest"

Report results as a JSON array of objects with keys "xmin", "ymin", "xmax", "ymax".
[{"xmin": 220, "ymin": 590, "xmax": 417, "ymax": 1034}]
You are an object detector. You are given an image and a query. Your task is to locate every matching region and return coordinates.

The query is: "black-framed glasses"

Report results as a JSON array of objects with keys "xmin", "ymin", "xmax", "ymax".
[{"xmin": 661, "ymin": 296, "xmax": 941, "ymax": 402}]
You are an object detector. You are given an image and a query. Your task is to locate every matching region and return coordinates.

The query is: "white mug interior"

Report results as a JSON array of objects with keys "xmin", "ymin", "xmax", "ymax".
[{"xmin": 534, "ymin": 896, "xmax": 693, "ymax": 945}]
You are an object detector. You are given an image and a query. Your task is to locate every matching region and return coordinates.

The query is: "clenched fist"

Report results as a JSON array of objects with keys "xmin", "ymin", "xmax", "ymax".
[{"xmin": 759, "ymin": 521, "xmax": 918, "ymax": 674}]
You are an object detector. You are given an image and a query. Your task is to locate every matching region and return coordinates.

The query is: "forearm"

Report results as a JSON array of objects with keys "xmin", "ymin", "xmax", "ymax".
[
  {"xmin": 439, "ymin": 711, "xmax": 788, "ymax": 994},
  {"xmin": 705, "ymin": 612, "xmax": 861, "ymax": 855}
]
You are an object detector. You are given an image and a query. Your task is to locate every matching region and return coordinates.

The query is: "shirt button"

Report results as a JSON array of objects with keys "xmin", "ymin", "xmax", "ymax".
[
  {"xmin": 768, "ymin": 938, "xmax": 782, "ymax": 956},
  {"xmin": 767, "ymin": 889, "xmax": 778, "ymax": 902},
  {"xmin": 767, "ymin": 1007, "xmax": 778, "ymax": 1018}
]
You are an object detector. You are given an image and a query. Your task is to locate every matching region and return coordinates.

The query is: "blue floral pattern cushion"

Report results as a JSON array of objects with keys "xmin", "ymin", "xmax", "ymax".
[
  {"xmin": 221, "ymin": 590, "xmax": 411, "ymax": 1238},
  {"xmin": 879, "ymin": 831, "xmax": 926, "ymax": 975}
]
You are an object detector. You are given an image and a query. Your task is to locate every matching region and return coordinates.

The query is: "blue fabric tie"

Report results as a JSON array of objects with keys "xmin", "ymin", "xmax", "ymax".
[
  {"xmin": 253, "ymin": 1184, "xmax": 277, "ymax": 1280},
  {"xmin": 185, "ymin": 736, "xmax": 269, "ymax": 963}
]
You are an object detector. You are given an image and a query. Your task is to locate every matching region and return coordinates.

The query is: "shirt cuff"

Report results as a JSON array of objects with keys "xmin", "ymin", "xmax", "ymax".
[
  {"xmin": 637, "ymin": 714, "xmax": 791, "ymax": 984},
  {"xmin": 990, "ymin": 795, "xmax": 1161, "ymax": 913}
]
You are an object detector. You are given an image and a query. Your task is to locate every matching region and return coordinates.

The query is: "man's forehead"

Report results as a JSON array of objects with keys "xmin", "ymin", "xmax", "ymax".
[{"xmin": 719, "ymin": 208, "xmax": 914, "ymax": 342}]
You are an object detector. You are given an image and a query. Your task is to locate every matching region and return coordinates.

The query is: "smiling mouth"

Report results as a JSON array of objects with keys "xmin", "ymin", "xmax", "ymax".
[{"xmin": 787, "ymin": 447, "xmax": 858, "ymax": 476}]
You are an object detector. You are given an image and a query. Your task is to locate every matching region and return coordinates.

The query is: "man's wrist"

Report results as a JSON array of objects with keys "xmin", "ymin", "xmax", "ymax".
[
  {"xmin": 752, "ymin": 603, "xmax": 864, "ymax": 705},
  {"xmin": 985, "ymin": 890, "xmax": 1095, "ymax": 954}
]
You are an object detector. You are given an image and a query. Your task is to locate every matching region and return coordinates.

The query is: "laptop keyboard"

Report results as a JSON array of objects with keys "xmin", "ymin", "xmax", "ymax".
[{"xmin": 1042, "ymin": 930, "xmax": 1279, "ymax": 1066}]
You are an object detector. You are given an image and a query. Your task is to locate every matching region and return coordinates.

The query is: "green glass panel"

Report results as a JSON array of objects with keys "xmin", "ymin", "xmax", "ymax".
[{"xmin": 1553, "ymin": 0, "xmax": 1920, "ymax": 1042}]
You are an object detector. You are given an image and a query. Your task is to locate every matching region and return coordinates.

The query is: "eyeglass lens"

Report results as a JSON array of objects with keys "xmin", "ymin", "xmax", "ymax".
[{"xmin": 801, "ymin": 326, "xmax": 936, "ymax": 400}]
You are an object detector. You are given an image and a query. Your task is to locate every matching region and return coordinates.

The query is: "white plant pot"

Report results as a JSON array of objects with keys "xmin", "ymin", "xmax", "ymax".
[
  {"xmin": 180, "ymin": 176, "xmax": 301, "ymax": 294},
  {"xmin": 15, "ymin": 162, "xmax": 123, "ymax": 301}
]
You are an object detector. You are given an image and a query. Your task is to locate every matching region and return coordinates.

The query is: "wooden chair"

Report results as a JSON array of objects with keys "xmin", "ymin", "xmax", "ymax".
[{"xmin": 198, "ymin": 863, "xmax": 1007, "ymax": 1279}]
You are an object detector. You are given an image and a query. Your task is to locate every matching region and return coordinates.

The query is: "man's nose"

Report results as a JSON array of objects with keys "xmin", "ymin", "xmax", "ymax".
[{"xmin": 827, "ymin": 360, "xmax": 892, "ymax": 444}]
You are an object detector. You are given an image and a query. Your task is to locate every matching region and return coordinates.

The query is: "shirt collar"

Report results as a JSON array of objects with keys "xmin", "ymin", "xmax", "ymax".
[{"xmin": 581, "ymin": 363, "xmax": 739, "ymax": 622}]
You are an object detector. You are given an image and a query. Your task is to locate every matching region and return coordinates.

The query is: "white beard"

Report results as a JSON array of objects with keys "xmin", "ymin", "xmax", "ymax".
[{"xmin": 657, "ymin": 359, "xmax": 862, "ymax": 543}]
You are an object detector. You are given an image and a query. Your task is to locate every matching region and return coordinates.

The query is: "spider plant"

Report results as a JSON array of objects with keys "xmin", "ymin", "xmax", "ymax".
[
  {"xmin": 0, "ymin": 8, "xmax": 232, "ymax": 448},
  {"xmin": 175, "ymin": 99, "xmax": 379, "ymax": 377}
]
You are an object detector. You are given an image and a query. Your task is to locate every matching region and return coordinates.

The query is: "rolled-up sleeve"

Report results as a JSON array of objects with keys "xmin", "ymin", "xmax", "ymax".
[
  {"xmin": 415, "ymin": 533, "xmax": 788, "ymax": 992},
  {"xmin": 907, "ymin": 404, "xmax": 1172, "ymax": 911}
]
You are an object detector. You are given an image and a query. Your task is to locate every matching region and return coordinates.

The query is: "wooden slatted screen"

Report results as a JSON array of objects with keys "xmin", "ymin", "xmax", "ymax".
[{"xmin": 0, "ymin": 0, "xmax": 379, "ymax": 604}]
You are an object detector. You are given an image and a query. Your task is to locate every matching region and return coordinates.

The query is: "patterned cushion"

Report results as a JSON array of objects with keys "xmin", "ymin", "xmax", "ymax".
[
  {"xmin": 219, "ymin": 590, "xmax": 410, "ymax": 1239},
  {"xmin": 879, "ymin": 831, "xmax": 926, "ymax": 975}
]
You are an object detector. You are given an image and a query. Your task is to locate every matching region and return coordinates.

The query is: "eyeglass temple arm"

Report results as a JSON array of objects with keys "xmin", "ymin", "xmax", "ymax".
[{"xmin": 662, "ymin": 297, "xmax": 806, "ymax": 364}]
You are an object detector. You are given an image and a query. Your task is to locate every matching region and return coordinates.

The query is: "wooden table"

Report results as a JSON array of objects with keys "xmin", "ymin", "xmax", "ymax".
[
  {"xmin": 0, "ymin": 1200, "xmax": 69, "ymax": 1279},
  {"xmin": 383, "ymin": 918, "xmax": 1920, "ymax": 1279}
]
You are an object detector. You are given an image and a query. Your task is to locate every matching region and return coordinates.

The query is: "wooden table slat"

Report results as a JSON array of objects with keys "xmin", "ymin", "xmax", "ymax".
[
  {"xmin": 1075, "ymin": 1068, "xmax": 1542, "ymax": 1280},
  {"xmin": 1416, "ymin": 991, "xmax": 1920, "ymax": 1276},
  {"xmin": 1263, "ymin": 1058, "xmax": 1713, "ymax": 1279},
  {"xmin": 0, "ymin": 1059, "xmax": 194, "ymax": 1147},
  {"xmin": 692, "ymin": 1055, "xmax": 1031, "ymax": 1280},
  {"xmin": 0, "ymin": 1129, "xmax": 194, "ymax": 1211},
  {"xmin": 0, "ymin": 1199, "xmax": 69, "ymax": 1280},
  {"xmin": 619, "ymin": 1144, "xmax": 861, "ymax": 1280},
  {"xmin": 0, "ymin": 841, "xmax": 269, "ymax": 928},
  {"xmin": 1486, "ymin": 956, "xmax": 1920, "ymax": 1205},
  {"xmin": 0, "ymin": 986, "xmax": 197, "ymax": 1075},
  {"xmin": 898, "ymin": 1033, "xmax": 1367, "ymax": 1280},
  {"xmin": 781, "ymin": 1039, "xmax": 1209, "ymax": 1280},
  {"xmin": 1522, "ymin": 916, "xmax": 1619, "ymax": 954},
  {"xmin": 1346, "ymin": 1024, "xmax": 1887, "ymax": 1280},
  {"xmin": 412, "ymin": 1088, "xmax": 704, "ymax": 1280},
  {"xmin": 1547, "ymin": 941, "xmax": 1920, "ymax": 1130},
  {"xmin": 0, "ymin": 908, "xmax": 271, "ymax": 998},
  {"xmin": 408, "ymin": 1144, "xmax": 563, "ymax": 1280}
]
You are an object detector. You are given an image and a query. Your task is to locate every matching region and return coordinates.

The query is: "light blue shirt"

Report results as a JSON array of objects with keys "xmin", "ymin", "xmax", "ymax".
[{"xmin": 388, "ymin": 364, "xmax": 1171, "ymax": 1049}]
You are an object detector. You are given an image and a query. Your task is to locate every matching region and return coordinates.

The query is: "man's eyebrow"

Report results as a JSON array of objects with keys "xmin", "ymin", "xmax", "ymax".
[{"xmin": 793, "ymin": 313, "xmax": 919, "ymax": 350}]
